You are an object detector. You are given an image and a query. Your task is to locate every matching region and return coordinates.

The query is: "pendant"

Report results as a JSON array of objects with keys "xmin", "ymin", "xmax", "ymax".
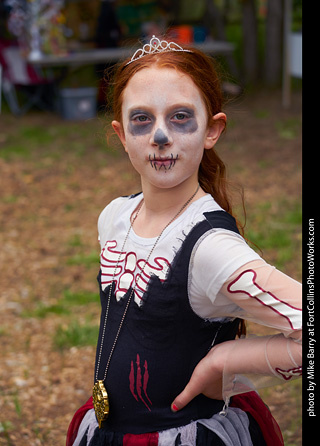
[{"xmin": 93, "ymin": 380, "xmax": 109, "ymax": 428}]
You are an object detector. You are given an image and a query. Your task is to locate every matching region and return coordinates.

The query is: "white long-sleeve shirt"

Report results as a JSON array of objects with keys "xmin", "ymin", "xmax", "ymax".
[{"xmin": 98, "ymin": 193, "xmax": 302, "ymax": 393}]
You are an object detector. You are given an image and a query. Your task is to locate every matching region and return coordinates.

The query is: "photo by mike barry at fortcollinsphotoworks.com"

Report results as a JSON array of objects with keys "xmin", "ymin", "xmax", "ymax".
[{"xmin": 305, "ymin": 218, "xmax": 316, "ymax": 419}]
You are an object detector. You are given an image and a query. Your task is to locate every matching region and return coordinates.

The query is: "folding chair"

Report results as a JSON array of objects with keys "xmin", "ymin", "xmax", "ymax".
[{"xmin": 0, "ymin": 40, "xmax": 55, "ymax": 116}]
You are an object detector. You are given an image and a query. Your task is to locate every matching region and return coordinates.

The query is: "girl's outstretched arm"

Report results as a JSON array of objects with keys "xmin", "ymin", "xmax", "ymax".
[{"xmin": 171, "ymin": 259, "xmax": 302, "ymax": 411}]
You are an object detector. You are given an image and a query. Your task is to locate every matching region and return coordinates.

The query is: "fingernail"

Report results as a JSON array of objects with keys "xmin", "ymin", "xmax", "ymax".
[{"xmin": 171, "ymin": 403, "xmax": 179, "ymax": 412}]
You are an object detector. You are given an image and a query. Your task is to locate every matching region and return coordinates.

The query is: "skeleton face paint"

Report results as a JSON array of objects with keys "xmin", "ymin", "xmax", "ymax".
[
  {"xmin": 119, "ymin": 66, "xmax": 215, "ymax": 190},
  {"xmin": 154, "ymin": 128, "xmax": 169, "ymax": 147},
  {"xmin": 149, "ymin": 153, "xmax": 179, "ymax": 171},
  {"xmin": 127, "ymin": 109, "xmax": 199, "ymax": 140},
  {"xmin": 169, "ymin": 109, "xmax": 198, "ymax": 134},
  {"xmin": 128, "ymin": 110, "xmax": 153, "ymax": 136}
]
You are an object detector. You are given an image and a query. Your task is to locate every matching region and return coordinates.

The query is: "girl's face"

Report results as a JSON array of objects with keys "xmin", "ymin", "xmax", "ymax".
[{"xmin": 112, "ymin": 66, "xmax": 225, "ymax": 192}]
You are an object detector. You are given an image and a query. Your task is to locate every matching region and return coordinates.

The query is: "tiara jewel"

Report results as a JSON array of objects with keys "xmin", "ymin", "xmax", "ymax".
[{"xmin": 126, "ymin": 35, "xmax": 192, "ymax": 65}]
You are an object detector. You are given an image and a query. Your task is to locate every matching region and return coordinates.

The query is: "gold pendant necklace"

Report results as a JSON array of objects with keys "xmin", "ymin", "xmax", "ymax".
[
  {"xmin": 93, "ymin": 380, "xmax": 110, "ymax": 428},
  {"xmin": 93, "ymin": 184, "xmax": 200, "ymax": 428}
]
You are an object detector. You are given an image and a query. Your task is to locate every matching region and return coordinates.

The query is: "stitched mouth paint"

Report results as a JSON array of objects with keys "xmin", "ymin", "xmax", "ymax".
[{"xmin": 149, "ymin": 153, "xmax": 178, "ymax": 171}]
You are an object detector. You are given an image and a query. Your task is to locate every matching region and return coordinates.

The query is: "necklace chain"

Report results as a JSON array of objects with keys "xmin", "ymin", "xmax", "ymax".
[{"xmin": 95, "ymin": 184, "xmax": 200, "ymax": 383}]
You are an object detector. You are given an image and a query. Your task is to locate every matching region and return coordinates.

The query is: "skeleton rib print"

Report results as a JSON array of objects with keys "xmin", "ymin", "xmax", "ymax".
[{"xmin": 100, "ymin": 240, "xmax": 170, "ymax": 305}]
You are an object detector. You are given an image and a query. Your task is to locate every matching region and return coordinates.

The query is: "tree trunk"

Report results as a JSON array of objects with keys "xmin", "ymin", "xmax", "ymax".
[
  {"xmin": 203, "ymin": 0, "xmax": 240, "ymax": 78},
  {"xmin": 242, "ymin": 0, "xmax": 259, "ymax": 84},
  {"xmin": 265, "ymin": 0, "xmax": 284, "ymax": 86}
]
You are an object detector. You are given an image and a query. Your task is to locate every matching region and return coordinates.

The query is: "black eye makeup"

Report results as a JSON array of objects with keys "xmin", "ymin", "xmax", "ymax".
[
  {"xmin": 127, "ymin": 106, "xmax": 198, "ymax": 136},
  {"xmin": 171, "ymin": 108, "xmax": 193, "ymax": 119},
  {"xmin": 128, "ymin": 110, "xmax": 154, "ymax": 136},
  {"xmin": 169, "ymin": 108, "xmax": 198, "ymax": 134}
]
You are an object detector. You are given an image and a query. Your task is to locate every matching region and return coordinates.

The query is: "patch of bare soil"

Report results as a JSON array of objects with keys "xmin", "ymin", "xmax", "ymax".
[{"xmin": 0, "ymin": 89, "xmax": 302, "ymax": 445}]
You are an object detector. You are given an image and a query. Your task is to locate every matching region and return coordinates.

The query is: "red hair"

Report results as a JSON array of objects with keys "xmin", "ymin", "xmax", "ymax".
[{"xmin": 108, "ymin": 43, "xmax": 242, "ymax": 230}]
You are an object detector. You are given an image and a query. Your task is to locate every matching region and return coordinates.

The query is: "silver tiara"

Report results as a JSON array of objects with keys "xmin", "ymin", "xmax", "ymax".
[{"xmin": 126, "ymin": 35, "xmax": 192, "ymax": 65}]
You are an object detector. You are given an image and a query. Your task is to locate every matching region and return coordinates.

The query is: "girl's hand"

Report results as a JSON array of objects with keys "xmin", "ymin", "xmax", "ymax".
[
  {"xmin": 171, "ymin": 331, "xmax": 303, "ymax": 412},
  {"xmin": 171, "ymin": 343, "xmax": 228, "ymax": 412}
]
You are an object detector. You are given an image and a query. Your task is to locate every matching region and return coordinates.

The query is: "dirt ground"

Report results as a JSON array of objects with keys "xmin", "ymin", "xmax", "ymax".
[{"xmin": 0, "ymin": 88, "xmax": 302, "ymax": 445}]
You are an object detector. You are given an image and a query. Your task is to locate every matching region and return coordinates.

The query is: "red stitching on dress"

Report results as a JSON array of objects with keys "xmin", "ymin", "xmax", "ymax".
[{"xmin": 129, "ymin": 354, "xmax": 152, "ymax": 411}]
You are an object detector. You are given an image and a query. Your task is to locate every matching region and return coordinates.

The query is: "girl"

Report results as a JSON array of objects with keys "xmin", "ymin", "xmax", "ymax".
[{"xmin": 67, "ymin": 36, "xmax": 302, "ymax": 446}]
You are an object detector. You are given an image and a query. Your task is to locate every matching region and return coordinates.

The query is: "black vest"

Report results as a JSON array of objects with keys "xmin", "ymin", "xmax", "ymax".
[{"xmin": 95, "ymin": 210, "xmax": 241, "ymax": 434}]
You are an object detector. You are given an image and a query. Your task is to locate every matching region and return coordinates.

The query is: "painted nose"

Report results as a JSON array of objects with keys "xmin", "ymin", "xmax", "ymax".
[{"xmin": 152, "ymin": 128, "xmax": 171, "ymax": 149}]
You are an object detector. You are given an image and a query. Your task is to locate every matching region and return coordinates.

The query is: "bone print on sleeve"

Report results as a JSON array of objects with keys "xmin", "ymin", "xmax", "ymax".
[
  {"xmin": 220, "ymin": 259, "xmax": 302, "ymax": 383},
  {"xmin": 222, "ymin": 259, "xmax": 302, "ymax": 339}
]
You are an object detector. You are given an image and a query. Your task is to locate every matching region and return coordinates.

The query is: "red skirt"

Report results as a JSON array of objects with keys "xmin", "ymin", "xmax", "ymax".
[{"xmin": 66, "ymin": 391, "xmax": 283, "ymax": 446}]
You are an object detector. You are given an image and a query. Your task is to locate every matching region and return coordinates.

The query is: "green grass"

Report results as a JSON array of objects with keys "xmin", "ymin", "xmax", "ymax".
[
  {"xmin": 62, "ymin": 289, "xmax": 99, "ymax": 305},
  {"xmin": 276, "ymin": 118, "xmax": 301, "ymax": 140},
  {"xmin": 53, "ymin": 320, "xmax": 99, "ymax": 350},
  {"xmin": 22, "ymin": 288, "xmax": 99, "ymax": 320},
  {"xmin": 26, "ymin": 303, "xmax": 71, "ymax": 318},
  {"xmin": 0, "ymin": 119, "xmax": 114, "ymax": 160},
  {"xmin": 259, "ymin": 379, "xmax": 302, "ymax": 446},
  {"xmin": 21, "ymin": 287, "xmax": 100, "ymax": 350},
  {"xmin": 66, "ymin": 250, "xmax": 99, "ymax": 267},
  {"xmin": 23, "ymin": 289, "xmax": 99, "ymax": 319},
  {"xmin": 21, "ymin": 286, "xmax": 100, "ymax": 349},
  {"xmin": 241, "ymin": 198, "xmax": 302, "ymax": 272},
  {"xmin": 0, "ymin": 125, "xmax": 53, "ymax": 159},
  {"xmin": 0, "ymin": 421, "xmax": 14, "ymax": 444},
  {"xmin": 67, "ymin": 233, "xmax": 84, "ymax": 247},
  {"xmin": 2, "ymin": 194, "xmax": 19, "ymax": 204}
]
